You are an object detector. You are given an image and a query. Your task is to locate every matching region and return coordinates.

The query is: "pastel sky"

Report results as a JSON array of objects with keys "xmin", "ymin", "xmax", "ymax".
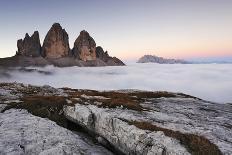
[{"xmin": 0, "ymin": 0, "xmax": 232, "ymax": 61}]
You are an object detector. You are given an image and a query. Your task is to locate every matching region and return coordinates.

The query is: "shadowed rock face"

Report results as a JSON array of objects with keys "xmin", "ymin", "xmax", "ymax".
[
  {"xmin": 73, "ymin": 30, "xmax": 96, "ymax": 61},
  {"xmin": 96, "ymin": 46, "xmax": 109, "ymax": 62},
  {"xmin": 96, "ymin": 46, "xmax": 125, "ymax": 66},
  {"xmin": 42, "ymin": 23, "xmax": 70, "ymax": 59},
  {"xmin": 17, "ymin": 31, "xmax": 41, "ymax": 57}
]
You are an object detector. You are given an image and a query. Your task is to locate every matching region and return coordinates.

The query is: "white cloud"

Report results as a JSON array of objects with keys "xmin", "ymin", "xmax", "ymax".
[{"xmin": 0, "ymin": 63, "xmax": 232, "ymax": 103}]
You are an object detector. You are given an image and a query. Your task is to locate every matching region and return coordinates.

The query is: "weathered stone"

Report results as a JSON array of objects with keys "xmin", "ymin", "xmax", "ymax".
[
  {"xmin": 64, "ymin": 104, "xmax": 190, "ymax": 155},
  {"xmin": 96, "ymin": 46, "xmax": 109, "ymax": 62},
  {"xmin": 73, "ymin": 30, "xmax": 96, "ymax": 61},
  {"xmin": 17, "ymin": 31, "xmax": 41, "ymax": 57},
  {"xmin": 96, "ymin": 46, "xmax": 125, "ymax": 66},
  {"xmin": 62, "ymin": 90, "xmax": 231, "ymax": 155},
  {"xmin": 108, "ymin": 57, "xmax": 125, "ymax": 66},
  {"xmin": 137, "ymin": 55, "xmax": 188, "ymax": 64},
  {"xmin": 42, "ymin": 23, "xmax": 70, "ymax": 59},
  {"xmin": 0, "ymin": 109, "xmax": 113, "ymax": 155},
  {"xmin": 1, "ymin": 83, "xmax": 231, "ymax": 155}
]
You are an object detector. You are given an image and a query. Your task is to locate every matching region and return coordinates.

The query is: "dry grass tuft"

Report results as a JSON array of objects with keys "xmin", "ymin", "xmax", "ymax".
[
  {"xmin": 64, "ymin": 90, "xmax": 185, "ymax": 111},
  {"xmin": 66, "ymin": 90, "xmax": 145, "ymax": 111},
  {"xmin": 4, "ymin": 96, "xmax": 71, "ymax": 127},
  {"xmin": 128, "ymin": 91, "xmax": 177, "ymax": 99},
  {"xmin": 128, "ymin": 121, "xmax": 222, "ymax": 155}
]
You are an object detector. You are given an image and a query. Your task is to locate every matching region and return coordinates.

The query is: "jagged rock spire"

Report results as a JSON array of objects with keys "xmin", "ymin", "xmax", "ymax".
[
  {"xmin": 73, "ymin": 30, "xmax": 96, "ymax": 61},
  {"xmin": 42, "ymin": 23, "xmax": 70, "ymax": 59},
  {"xmin": 17, "ymin": 31, "xmax": 41, "ymax": 57}
]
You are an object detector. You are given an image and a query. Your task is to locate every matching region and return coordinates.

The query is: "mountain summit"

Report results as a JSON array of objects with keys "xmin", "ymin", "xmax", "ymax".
[
  {"xmin": 42, "ymin": 23, "xmax": 70, "ymax": 59},
  {"xmin": 0, "ymin": 23, "xmax": 124, "ymax": 67},
  {"xmin": 137, "ymin": 55, "xmax": 188, "ymax": 64}
]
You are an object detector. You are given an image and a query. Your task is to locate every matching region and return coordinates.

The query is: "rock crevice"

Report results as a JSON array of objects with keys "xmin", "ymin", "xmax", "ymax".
[{"xmin": 64, "ymin": 104, "xmax": 191, "ymax": 155}]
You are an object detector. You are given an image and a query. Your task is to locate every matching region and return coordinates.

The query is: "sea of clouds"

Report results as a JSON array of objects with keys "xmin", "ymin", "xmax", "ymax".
[{"xmin": 0, "ymin": 63, "xmax": 232, "ymax": 103}]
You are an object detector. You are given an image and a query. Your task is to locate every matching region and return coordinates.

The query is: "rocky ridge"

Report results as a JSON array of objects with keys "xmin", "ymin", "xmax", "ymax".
[
  {"xmin": 0, "ymin": 23, "xmax": 124, "ymax": 67},
  {"xmin": 0, "ymin": 83, "xmax": 231, "ymax": 154},
  {"xmin": 137, "ymin": 55, "xmax": 189, "ymax": 64}
]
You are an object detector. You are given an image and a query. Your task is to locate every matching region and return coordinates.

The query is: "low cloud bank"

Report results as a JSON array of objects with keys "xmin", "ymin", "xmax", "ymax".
[{"xmin": 0, "ymin": 63, "xmax": 232, "ymax": 103}]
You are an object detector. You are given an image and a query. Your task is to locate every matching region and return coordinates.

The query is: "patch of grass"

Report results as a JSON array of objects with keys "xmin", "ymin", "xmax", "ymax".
[
  {"xmin": 128, "ymin": 121, "xmax": 222, "ymax": 155},
  {"xmin": 128, "ymin": 91, "xmax": 177, "ymax": 99},
  {"xmin": 63, "ymin": 89, "xmax": 191, "ymax": 111},
  {"xmin": 99, "ymin": 95, "xmax": 143, "ymax": 111},
  {"xmin": 177, "ymin": 93, "xmax": 202, "ymax": 100},
  {"xmin": 65, "ymin": 90, "xmax": 145, "ymax": 111},
  {"xmin": 94, "ymin": 92, "xmax": 144, "ymax": 111},
  {"xmin": 4, "ymin": 96, "xmax": 71, "ymax": 127},
  {"xmin": 63, "ymin": 88, "xmax": 203, "ymax": 113}
]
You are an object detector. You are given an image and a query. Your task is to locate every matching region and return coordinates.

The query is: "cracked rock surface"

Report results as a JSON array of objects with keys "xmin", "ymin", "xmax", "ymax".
[
  {"xmin": 0, "ymin": 109, "xmax": 113, "ymax": 155},
  {"xmin": 64, "ymin": 104, "xmax": 190, "ymax": 155},
  {"xmin": 63, "ymin": 90, "xmax": 232, "ymax": 155},
  {"xmin": 0, "ymin": 82, "xmax": 231, "ymax": 155}
]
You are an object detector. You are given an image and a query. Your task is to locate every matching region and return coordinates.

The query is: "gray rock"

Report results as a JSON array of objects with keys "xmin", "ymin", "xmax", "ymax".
[
  {"xmin": 64, "ymin": 104, "xmax": 190, "ymax": 155},
  {"xmin": 0, "ymin": 104, "xmax": 7, "ymax": 112},
  {"xmin": 64, "ymin": 94, "xmax": 231, "ymax": 155},
  {"xmin": 17, "ymin": 31, "xmax": 41, "ymax": 57},
  {"xmin": 0, "ymin": 109, "xmax": 113, "ymax": 155},
  {"xmin": 2, "ymin": 83, "xmax": 230, "ymax": 154}
]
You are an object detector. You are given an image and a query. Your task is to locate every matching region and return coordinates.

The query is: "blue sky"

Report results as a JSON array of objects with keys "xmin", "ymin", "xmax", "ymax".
[{"xmin": 0, "ymin": 0, "xmax": 232, "ymax": 61}]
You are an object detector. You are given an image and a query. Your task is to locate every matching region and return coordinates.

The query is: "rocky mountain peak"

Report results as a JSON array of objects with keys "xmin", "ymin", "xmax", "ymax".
[
  {"xmin": 137, "ymin": 54, "xmax": 188, "ymax": 64},
  {"xmin": 42, "ymin": 23, "xmax": 70, "ymax": 58},
  {"xmin": 80, "ymin": 30, "xmax": 89, "ymax": 36},
  {"xmin": 17, "ymin": 31, "xmax": 41, "ymax": 57},
  {"xmin": 3, "ymin": 23, "xmax": 125, "ymax": 67},
  {"xmin": 25, "ymin": 33, "xmax": 30, "ymax": 39},
  {"xmin": 51, "ymin": 23, "xmax": 62, "ymax": 29},
  {"xmin": 73, "ymin": 30, "xmax": 96, "ymax": 61}
]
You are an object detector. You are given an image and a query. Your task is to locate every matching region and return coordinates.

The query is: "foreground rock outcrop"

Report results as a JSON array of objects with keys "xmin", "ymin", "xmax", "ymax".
[
  {"xmin": 0, "ymin": 109, "xmax": 113, "ymax": 155},
  {"xmin": 0, "ymin": 23, "xmax": 125, "ymax": 67},
  {"xmin": 63, "ymin": 91, "xmax": 231, "ymax": 155},
  {"xmin": 0, "ymin": 83, "xmax": 231, "ymax": 154}
]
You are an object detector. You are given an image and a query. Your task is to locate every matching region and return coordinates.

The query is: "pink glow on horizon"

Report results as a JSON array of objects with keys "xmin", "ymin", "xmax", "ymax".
[{"xmin": 118, "ymin": 49, "xmax": 232, "ymax": 61}]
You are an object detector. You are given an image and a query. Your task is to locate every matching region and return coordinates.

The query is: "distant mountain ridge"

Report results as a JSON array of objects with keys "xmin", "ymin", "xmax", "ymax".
[{"xmin": 137, "ymin": 55, "xmax": 189, "ymax": 64}]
